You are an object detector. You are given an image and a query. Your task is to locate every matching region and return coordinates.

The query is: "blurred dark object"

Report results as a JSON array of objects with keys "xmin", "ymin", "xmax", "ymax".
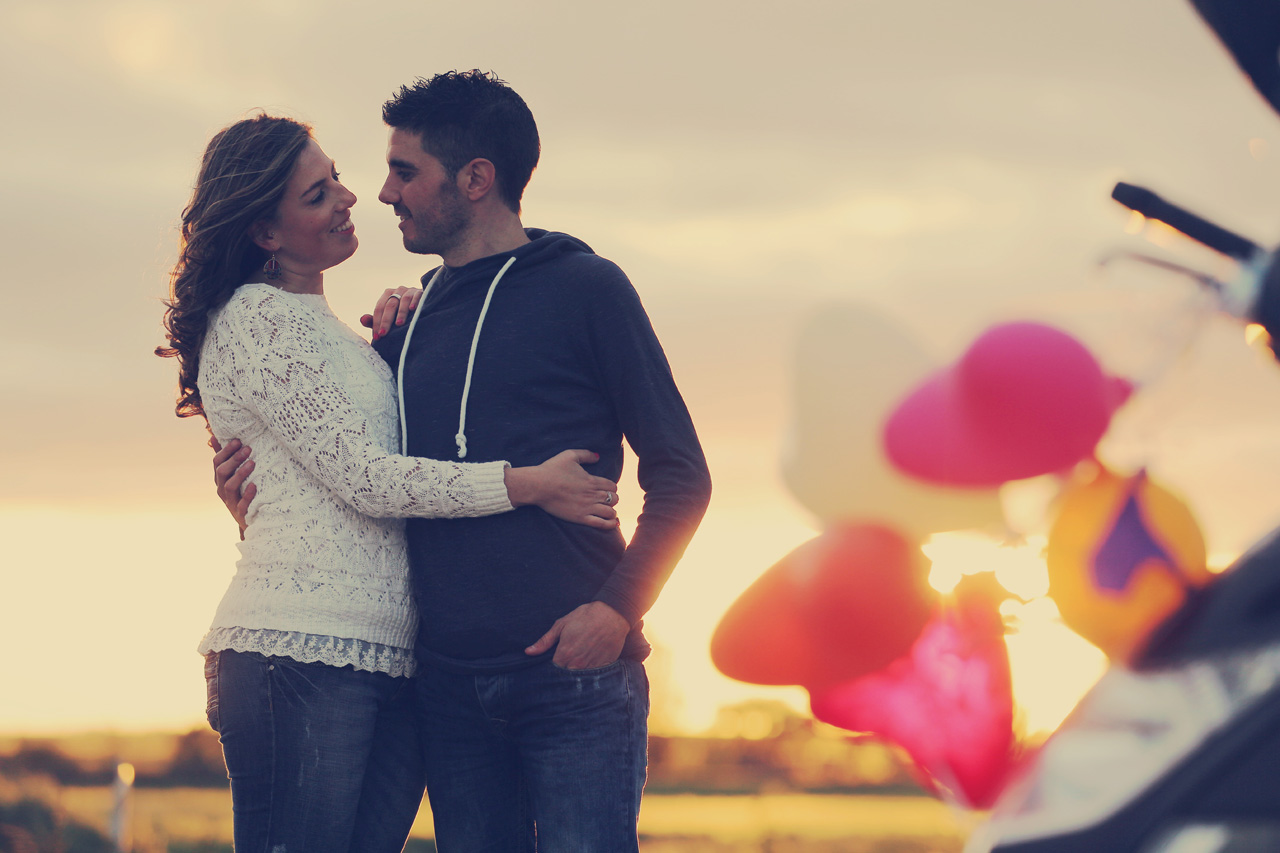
[
  {"xmin": 1190, "ymin": 0, "xmax": 1280, "ymax": 116},
  {"xmin": 1109, "ymin": 180, "xmax": 1280, "ymax": 359},
  {"xmin": 1111, "ymin": 183, "xmax": 1260, "ymax": 261},
  {"xmin": 1191, "ymin": 0, "xmax": 1280, "ymax": 356},
  {"xmin": 1253, "ymin": 259, "xmax": 1280, "ymax": 358}
]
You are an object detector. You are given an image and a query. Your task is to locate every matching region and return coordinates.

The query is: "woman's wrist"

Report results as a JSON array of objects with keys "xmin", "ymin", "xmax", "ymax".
[{"xmin": 503, "ymin": 464, "xmax": 541, "ymax": 508}]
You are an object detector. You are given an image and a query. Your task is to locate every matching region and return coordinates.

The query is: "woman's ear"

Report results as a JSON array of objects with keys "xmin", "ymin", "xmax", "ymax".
[{"xmin": 249, "ymin": 220, "xmax": 278, "ymax": 253}]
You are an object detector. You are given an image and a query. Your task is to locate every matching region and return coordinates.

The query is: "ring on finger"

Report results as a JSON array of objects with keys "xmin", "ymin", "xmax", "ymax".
[{"xmin": 387, "ymin": 293, "xmax": 402, "ymax": 301}]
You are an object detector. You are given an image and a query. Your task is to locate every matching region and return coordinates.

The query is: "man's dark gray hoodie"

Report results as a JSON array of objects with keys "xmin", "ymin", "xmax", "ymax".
[{"xmin": 373, "ymin": 229, "xmax": 712, "ymax": 673}]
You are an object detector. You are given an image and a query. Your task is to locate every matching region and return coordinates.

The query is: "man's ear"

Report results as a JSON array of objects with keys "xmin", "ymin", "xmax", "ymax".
[
  {"xmin": 456, "ymin": 158, "xmax": 497, "ymax": 202},
  {"xmin": 249, "ymin": 220, "xmax": 278, "ymax": 253}
]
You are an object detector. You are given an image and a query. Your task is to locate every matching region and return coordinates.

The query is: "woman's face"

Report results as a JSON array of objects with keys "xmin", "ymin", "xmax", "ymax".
[{"xmin": 266, "ymin": 139, "xmax": 358, "ymax": 276}]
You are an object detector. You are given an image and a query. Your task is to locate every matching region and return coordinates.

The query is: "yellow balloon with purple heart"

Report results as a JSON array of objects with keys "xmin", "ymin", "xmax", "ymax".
[{"xmin": 1046, "ymin": 463, "xmax": 1216, "ymax": 663}]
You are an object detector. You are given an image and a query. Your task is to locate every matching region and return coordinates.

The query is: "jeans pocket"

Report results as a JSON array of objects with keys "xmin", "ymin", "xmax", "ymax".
[{"xmin": 203, "ymin": 652, "xmax": 221, "ymax": 733}]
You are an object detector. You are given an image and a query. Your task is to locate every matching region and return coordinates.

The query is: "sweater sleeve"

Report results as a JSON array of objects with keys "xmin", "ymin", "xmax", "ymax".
[
  {"xmin": 585, "ymin": 271, "xmax": 713, "ymax": 625},
  {"xmin": 215, "ymin": 289, "xmax": 513, "ymax": 520}
]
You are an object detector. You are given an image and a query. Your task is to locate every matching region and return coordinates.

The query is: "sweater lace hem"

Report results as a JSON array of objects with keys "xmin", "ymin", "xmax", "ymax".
[{"xmin": 198, "ymin": 626, "xmax": 415, "ymax": 678}]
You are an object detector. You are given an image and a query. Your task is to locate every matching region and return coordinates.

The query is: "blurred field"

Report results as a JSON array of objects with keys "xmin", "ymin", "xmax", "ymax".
[
  {"xmin": 47, "ymin": 787, "xmax": 968, "ymax": 851},
  {"xmin": 3, "ymin": 718, "xmax": 971, "ymax": 850}
]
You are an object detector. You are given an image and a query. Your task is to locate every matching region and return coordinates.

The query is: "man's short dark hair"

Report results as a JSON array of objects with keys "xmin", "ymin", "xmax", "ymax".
[{"xmin": 383, "ymin": 70, "xmax": 540, "ymax": 213}]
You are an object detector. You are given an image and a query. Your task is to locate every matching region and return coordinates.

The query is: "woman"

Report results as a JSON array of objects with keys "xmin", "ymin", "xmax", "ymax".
[{"xmin": 156, "ymin": 114, "xmax": 618, "ymax": 852}]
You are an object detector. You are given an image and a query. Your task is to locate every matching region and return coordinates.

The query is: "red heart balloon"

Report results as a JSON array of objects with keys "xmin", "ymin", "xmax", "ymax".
[
  {"xmin": 710, "ymin": 548, "xmax": 823, "ymax": 686},
  {"xmin": 711, "ymin": 523, "xmax": 934, "ymax": 689},
  {"xmin": 809, "ymin": 574, "xmax": 1020, "ymax": 809}
]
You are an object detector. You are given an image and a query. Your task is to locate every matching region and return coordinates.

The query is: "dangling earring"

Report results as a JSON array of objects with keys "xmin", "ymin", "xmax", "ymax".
[{"xmin": 264, "ymin": 254, "xmax": 282, "ymax": 281}]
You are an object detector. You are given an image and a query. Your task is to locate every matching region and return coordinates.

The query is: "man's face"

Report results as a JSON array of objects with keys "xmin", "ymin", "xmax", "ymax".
[{"xmin": 378, "ymin": 128, "xmax": 469, "ymax": 257}]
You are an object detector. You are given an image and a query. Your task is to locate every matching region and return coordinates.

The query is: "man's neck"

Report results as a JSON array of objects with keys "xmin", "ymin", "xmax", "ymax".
[{"xmin": 441, "ymin": 213, "xmax": 531, "ymax": 268}]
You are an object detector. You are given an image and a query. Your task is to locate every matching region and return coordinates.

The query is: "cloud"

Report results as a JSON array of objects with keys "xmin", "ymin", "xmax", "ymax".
[{"xmin": 4, "ymin": 0, "xmax": 1280, "ymax": 522}]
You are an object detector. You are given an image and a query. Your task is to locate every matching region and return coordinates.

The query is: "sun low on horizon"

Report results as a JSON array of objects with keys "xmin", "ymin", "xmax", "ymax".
[{"xmin": 0, "ymin": 502, "xmax": 1113, "ymax": 742}]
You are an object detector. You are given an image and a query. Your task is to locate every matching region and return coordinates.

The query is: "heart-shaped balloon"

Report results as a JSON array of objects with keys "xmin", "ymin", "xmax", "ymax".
[
  {"xmin": 782, "ymin": 304, "xmax": 1004, "ymax": 539},
  {"xmin": 711, "ymin": 522, "xmax": 935, "ymax": 690},
  {"xmin": 808, "ymin": 573, "xmax": 1020, "ymax": 809},
  {"xmin": 884, "ymin": 322, "xmax": 1131, "ymax": 487},
  {"xmin": 1046, "ymin": 462, "xmax": 1213, "ymax": 663}
]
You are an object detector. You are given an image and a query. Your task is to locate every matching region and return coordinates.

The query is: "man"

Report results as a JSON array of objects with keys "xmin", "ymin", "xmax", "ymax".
[{"xmin": 218, "ymin": 70, "xmax": 711, "ymax": 850}]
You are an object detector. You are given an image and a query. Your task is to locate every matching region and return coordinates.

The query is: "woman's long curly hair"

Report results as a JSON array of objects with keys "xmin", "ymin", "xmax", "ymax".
[{"xmin": 156, "ymin": 114, "xmax": 312, "ymax": 419}]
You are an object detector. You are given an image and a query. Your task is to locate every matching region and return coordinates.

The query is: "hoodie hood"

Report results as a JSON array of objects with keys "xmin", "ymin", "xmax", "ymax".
[
  {"xmin": 419, "ymin": 229, "xmax": 596, "ymax": 293},
  {"xmin": 396, "ymin": 229, "xmax": 595, "ymax": 459}
]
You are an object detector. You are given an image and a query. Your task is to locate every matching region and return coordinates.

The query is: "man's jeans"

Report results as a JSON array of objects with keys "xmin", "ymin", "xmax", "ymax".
[
  {"xmin": 205, "ymin": 650, "xmax": 426, "ymax": 853},
  {"xmin": 416, "ymin": 657, "xmax": 650, "ymax": 852}
]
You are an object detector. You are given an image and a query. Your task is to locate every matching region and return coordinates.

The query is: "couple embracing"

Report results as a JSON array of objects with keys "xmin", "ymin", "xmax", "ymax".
[{"xmin": 157, "ymin": 70, "xmax": 711, "ymax": 852}]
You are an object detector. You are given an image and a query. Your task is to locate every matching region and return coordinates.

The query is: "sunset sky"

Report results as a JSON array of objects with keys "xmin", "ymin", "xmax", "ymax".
[{"xmin": 6, "ymin": 0, "xmax": 1280, "ymax": 737}]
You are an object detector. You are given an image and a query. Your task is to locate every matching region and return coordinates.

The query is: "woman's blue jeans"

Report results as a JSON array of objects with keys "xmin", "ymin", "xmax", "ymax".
[
  {"xmin": 204, "ymin": 650, "xmax": 426, "ymax": 853},
  {"xmin": 415, "ymin": 657, "xmax": 650, "ymax": 852}
]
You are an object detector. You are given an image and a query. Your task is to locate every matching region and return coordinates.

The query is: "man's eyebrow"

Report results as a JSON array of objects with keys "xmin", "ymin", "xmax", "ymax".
[{"xmin": 388, "ymin": 158, "xmax": 418, "ymax": 172}]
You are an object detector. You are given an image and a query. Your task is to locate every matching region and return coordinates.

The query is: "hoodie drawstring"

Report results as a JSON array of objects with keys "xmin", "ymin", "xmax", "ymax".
[{"xmin": 396, "ymin": 257, "xmax": 517, "ymax": 458}]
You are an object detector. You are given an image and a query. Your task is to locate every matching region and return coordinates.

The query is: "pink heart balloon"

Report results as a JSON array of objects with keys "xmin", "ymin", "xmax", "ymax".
[
  {"xmin": 883, "ymin": 322, "xmax": 1131, "ymax": 487},
  {"xmin": 808, "ymin": 574, "xmax": 1022, "ymax": 809}
]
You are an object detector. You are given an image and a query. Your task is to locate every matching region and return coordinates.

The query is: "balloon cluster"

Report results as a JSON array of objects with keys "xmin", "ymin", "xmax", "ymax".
[{"xmin": 711, "ymin": 308, "xmax": 1215, "ymax": 809}]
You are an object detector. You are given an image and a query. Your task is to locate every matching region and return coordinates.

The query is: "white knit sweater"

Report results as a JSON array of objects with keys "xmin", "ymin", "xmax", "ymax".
[{"xmin": 194, "ymin": 282, "xmax": 512, "ymax": 670}]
